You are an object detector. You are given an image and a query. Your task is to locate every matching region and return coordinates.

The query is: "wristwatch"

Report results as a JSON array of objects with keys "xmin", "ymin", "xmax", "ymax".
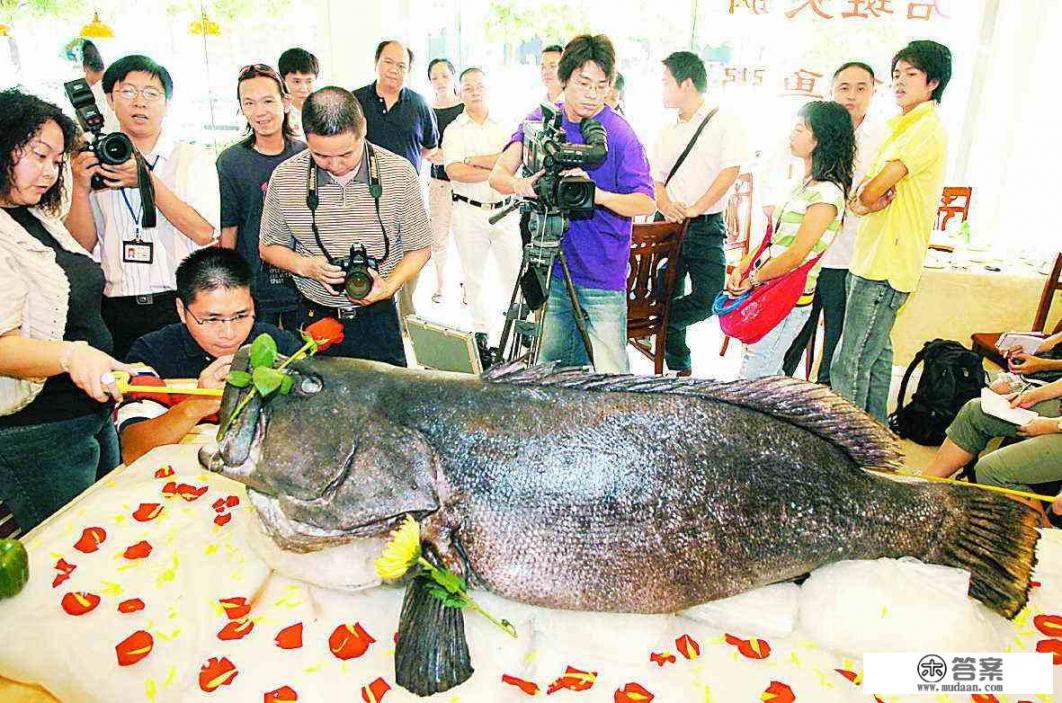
[{"xmin": 748, "ymin": 270, "xmax": 760, "ymax": 287}]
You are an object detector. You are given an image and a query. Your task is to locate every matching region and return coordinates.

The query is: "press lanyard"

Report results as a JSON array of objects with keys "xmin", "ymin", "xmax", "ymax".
[{"xmin": 119, "ymin": 155, "xmax": 161, "ymax": 242}]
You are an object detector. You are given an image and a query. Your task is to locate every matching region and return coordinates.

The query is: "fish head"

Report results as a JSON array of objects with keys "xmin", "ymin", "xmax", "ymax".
[{"xmin": 200, "ymin": 349, "xmax": 440, "ymax": 540}]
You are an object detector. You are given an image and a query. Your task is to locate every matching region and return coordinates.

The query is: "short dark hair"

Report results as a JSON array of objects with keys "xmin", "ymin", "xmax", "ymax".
[
  {"xmin": 542, "ymin": 44, "xmax": 563, "ymax": 55},
  {"xmin": 427, "ymin": 58, "xmax": 455, "ymax": 81},
  {"xmin": 176, "ymin": 248, "xmax": 252, "ymax": 306},
  {"xmin": 558, "ymin": 34, "xmax": 615, "ymax": 85},
  {"xmin": 0, "ymin": 89, "xmax": 78, "ymax": 216},
  {"xmin": 103, "ymin": 55, "xmax": 173, "ymax": 99},
  {"xmin": 81, "ymin": 40, "xmax": 104, "ymax": 72},
  {"xmin": 459, "ymin": 66, "xmax": 484, "ymax": 82},
  {"xmin": 662, "ymin": 51, "xmax": 707, "ymax": 93},
  {"xmin": 833, "ymin": 61, "xmax": 875, "ymax": 81},
  {"xmin": 375, "ymin": 40, "xmax": 413, "ymax": 66},
  {"xmin": 799, "ymin": 100, "xmax": 856, "ymax": 198},
  {"xmin": 891, "ymin": 40, "xmax": 952, "ymax": 103},
  {"xmin": 236, "ymin": 64, "xmax": 297, "ymax": 145},
  {"xmin": 278, "ymin": 47, "xmax": 319, "ymax": 78},
  {"xmin": 302, "ymin": 87, "xmax": 366, "ymax": 137}
]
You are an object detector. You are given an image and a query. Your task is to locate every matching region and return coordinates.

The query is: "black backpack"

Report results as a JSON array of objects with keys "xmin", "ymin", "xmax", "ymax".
[{"xmin": 888, "ymin": 339, "xmax": 986, "ymax": 445}]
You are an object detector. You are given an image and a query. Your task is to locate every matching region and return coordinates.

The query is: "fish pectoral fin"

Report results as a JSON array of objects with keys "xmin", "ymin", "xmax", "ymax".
[
  {"xmin": 395, "ymin": 574, "xmax": 473, "ymax": 696},
  {"xmin": 420, "ymin": 513, "xmax": 466, "ymax": 580}
]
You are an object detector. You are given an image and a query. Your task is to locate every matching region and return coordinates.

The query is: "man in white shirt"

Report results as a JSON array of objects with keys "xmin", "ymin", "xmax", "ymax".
[
  {"xmin": 782, "ymin": 61, "xmax": 889, "ymax": 385},
  {"xmin": 541, "ymin": 44, "xmax": 564, "ymax": 104},
  {"xmin": 278, "ymin": 47, "xmax": 319, "ymax": 139},
  {"xmin": 444, "ymin": 67, "xmax": 522, "ymax": 363},
  {"xmin": 653, "ymin": 51, "xmax": 749, "ymax": 376},
  {"xmin": 66, "ymin": 54, "xmax": 220, "ymax": 359}
]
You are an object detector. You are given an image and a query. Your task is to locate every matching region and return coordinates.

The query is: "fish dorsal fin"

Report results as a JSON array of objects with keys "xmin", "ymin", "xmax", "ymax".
[{"xmin": 482, "ymin": 362, "xmax": 901, "ymax": 470}]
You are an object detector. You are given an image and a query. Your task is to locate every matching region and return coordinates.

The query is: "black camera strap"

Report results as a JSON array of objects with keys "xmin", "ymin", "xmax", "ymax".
[
  {"xmin": 664, "ymin": 107, "xmax": 718, "ymax": 187},
  {"xmin": 119, "ymin": 153, "xmax": 160, "ymax": 238},
  {"xmin": 305, "ymin": 144, "xmax": 389, "ymax": 266}
]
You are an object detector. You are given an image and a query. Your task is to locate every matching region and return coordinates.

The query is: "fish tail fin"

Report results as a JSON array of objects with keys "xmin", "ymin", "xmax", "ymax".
[
  {"xmin": 394, "ymin": 575, "xmax": 473, "ymax": 696},
  {"xmin": 935, "ymin": 487, "xmax": 1040, "ymax": 618}
]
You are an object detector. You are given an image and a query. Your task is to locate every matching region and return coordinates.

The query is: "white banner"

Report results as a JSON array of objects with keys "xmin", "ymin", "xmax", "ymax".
[{"xmin": 863, "ymin": 652, "xmax": 1053, "ymax": 695}]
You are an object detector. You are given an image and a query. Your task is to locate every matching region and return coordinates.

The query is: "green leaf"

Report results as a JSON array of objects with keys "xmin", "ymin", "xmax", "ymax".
[
  {"xmin": 252, "ymin": 366, "xmax": 285, "ymax": 397},
  {"xmin": 248, "ymin": 334, "xmax": 277, "ymax": 369},
  {"xmin": 429, "ymin": 566, "xmax": 467, "ymax": 596},
  {"xmin": 226, "ymin": 370, "xmax": 252, "ymax": 388},
  {"xmin": 279, "ymin": 374, "xmax": 294, "ymax": 395}
]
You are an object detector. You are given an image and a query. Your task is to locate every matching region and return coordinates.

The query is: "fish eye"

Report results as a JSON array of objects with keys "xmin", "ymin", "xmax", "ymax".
[{"xmin": 294, "ymin": 373, "xmax": 323, "ymax": 396}]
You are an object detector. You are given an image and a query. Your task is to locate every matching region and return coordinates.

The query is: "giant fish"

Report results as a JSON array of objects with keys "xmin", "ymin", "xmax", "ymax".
[{"xmin": 201, "ymin": 355, "xmax": 1040, "ymax": 695}]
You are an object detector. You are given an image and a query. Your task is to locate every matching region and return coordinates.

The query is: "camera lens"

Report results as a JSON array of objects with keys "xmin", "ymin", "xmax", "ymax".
[
  {"xmin": 345, "ymin": 268, "xmax": 373, "ymax": 299},
  {"xmin": 98, "ymin": 133, "xmax": 133, "ymax": 165}
]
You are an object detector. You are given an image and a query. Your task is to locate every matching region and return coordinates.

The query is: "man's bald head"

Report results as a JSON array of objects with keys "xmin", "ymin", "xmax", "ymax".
[{"xmin": 302, "ymin": 86, "xmax": 366, "ymax": 137}]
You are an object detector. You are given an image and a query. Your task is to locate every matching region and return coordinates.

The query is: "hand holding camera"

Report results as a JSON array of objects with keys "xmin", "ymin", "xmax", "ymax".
[{"xmin": 299, "ymin": 256, "xmax": 346, "ymax": 296}]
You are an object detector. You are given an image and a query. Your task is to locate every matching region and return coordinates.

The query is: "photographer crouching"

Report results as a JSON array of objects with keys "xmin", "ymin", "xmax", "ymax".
[
  {"xmin": 260, "ymin": 87, "xmax": 431, "ymax": 365},
  {"xmin": 490, "ymin": 34, "xmax": 654, "ymax": 373}
]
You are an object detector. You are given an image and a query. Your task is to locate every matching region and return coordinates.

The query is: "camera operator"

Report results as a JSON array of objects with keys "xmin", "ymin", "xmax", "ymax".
[
  {"xmin": 64, "ymin": 55, "xmax": 220, "ymax": 360},
  {"xmin": 490, "ymin": 34, "xmax": 655, "ymax": 374},
  {"xmin": 260, "ymin": 87, "xmax": 432, "ymax": 366}
]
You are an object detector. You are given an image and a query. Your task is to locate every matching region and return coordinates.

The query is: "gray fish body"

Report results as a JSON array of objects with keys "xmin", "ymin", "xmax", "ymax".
[{"xmin": 205, "ymin": 357, "xmax": 1038, "ymax": 618}]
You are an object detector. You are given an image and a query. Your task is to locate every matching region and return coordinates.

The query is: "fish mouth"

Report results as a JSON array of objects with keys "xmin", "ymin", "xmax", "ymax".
[{"xmin": 199, "ymin": 396, "xmax": 272, "ymax": 494}]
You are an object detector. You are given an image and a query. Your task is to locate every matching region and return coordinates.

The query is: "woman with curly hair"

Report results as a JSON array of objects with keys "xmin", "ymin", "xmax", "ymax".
[
  {"xmin": 0, "ymin": 88, "xmax": 135, "ymax": 532},
  {"xmin": 729, "ymin": 100, "xmax": 855, "ymax": 379}
]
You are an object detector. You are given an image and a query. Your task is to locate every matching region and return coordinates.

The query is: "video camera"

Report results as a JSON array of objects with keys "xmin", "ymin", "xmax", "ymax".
[
  {"xmin": 521, "ymin": 102, "xmax": 607, "ymax": 217},
  {"xmin": 63, "ymin": 79, "xmax": 135, "ymax": 190}
]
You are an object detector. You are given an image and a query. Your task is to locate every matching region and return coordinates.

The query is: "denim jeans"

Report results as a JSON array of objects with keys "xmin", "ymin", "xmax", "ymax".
[
  {"xmin": 539, "ymin": 276, "xmax": 630, "ymax": 373},
  {"xmin": 782, "ymin": 267, "xmax": 849, "ymax": 385},
  {"xmin": 831, "ymin": 274, "xmax": 910, "ymax": 423},
  {"xmin": 740, "ymin": 304, "xmax": 813, "ymax": 379},
  {"xmin": 0, "ymin": 408, "xmax": 119, "ymax": 532},
  {"xmin": 661, "ymin": 213, "xmax": 727, "ymax": 373}
]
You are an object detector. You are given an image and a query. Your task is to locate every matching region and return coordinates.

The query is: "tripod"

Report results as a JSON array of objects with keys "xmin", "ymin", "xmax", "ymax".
[{"xmin": 492, "ymin": 204, "xmax": 595, "ymax": 367}]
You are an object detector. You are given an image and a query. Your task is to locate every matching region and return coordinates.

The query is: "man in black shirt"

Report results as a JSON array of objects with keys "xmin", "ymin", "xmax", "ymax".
[
  {"xmin": 118, "ymin": 248, "xmax": 300, "ymax": 464},
  {"xmin": 353, "ymin": 40, "xmax": 440, "ymax": 174},
  {"xmin": 217, "ymin": 64, "xmax": 307, "ymax": 329}
]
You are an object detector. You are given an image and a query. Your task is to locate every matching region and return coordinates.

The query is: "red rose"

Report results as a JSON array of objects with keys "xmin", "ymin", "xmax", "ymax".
[{"xmin": 304, "ymin": 317, "xmax": 345, "ymax": 352}]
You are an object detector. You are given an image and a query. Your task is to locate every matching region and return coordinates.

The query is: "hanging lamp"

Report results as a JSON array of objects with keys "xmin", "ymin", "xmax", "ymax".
[{"xmin": 80, "ymin": 11, "xmax": 114, "ymax": 39}]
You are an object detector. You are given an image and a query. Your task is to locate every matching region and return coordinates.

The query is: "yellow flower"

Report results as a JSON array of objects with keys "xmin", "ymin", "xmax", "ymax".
[{"xmin": 374, "ymin": 515, "xmax": 422, "ymax": 581}]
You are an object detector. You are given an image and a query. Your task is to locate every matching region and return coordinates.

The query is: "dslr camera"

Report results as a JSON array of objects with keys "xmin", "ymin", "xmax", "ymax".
[
  {"xmin": 521, "ymin": 102, "xmax": 608, "ymax": 217},
  {"xmin": 64, "ymin": 78, "xmax": 135, "ymax": 190},
  {"xmin": 334, "ymin": 244, "xmax": 379, "ymax": 300}
]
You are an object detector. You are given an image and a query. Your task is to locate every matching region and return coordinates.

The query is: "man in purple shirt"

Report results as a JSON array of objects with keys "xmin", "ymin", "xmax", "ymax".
[{"xmin": 490, "ymin": 34, "xmax": 654, "ymax": 373}]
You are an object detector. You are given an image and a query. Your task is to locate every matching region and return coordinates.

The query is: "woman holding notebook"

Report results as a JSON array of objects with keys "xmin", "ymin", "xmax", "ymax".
[{"xmin": 923, "ymin": 377, "xmax": 1062, "ymax": 521}]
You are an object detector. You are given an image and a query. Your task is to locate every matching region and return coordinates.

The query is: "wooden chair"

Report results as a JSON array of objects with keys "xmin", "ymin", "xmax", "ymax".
[
  {"xmin": 936, "ymin": 186, "xmax": 973, "ymax": 231},
  {"xmin": 627, "ymin": 220, "xmax": 688, "ymax": 374},
  {"xmin": 971, "ymin": 252, "xmax": 1062, "ymax": 367},
  {"xmin": 0, "ymin": 500, "xmax": 20, "ymax": 539},
  {"xmin": 719, "ymin": 173, "xmax": 754, "ymax": 357}
]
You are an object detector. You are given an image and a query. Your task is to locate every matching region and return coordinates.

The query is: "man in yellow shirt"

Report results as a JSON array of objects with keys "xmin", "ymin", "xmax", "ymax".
[{"xmin": 832, "ymin": 40, "xmax": 951, "ymax": 422}]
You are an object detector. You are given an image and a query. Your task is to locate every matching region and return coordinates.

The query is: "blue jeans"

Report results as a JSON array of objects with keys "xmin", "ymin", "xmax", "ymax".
[
  {"xmin": 539, "ymin": 276, "xmax": 630, "ymax": 373},
  {"xmin": 0, "ymin": 409, "xmax": 119, "ymax": 532},
  {"xmin": 831, "ymin": 274, "xmax": 910, "ymax": 422},
  {"xmin": 740, "ymin": 304, "xmax": 813, "ymax": 379}
]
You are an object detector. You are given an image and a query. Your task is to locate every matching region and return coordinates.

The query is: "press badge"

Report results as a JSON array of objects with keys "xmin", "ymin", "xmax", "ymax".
[{"xmin": 122, "ymin": 240, "xmax": 153, "ymax": 264}]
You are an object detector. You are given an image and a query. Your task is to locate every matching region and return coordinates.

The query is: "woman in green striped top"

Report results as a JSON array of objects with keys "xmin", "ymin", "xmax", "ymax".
[{"xmin": 729, "ymin": 101, "xmax": 855, "ymax": 379}]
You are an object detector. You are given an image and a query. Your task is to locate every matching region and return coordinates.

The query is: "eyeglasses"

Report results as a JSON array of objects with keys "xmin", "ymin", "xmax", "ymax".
[
  {"xmin": 572, "ymin": 79, "xmax": 609, "ymax": 97},
  {"xmin": 380, "ymin": 57, "xmax": 409, "ymax": 73},
  {"xmin": 115, "ymin": 86, "xmax": 165, "ymax": 102},
  {"xmin": 239, "ymin": 63, "xmax": 283, "ymax": 82},
  {"xmin": 186, "ymin": 309, "xmax": 255, "ymax": 329}
]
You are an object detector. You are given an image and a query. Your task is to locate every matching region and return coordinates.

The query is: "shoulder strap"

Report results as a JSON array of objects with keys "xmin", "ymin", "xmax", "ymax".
[
  {"xmin": 664, "ymin": 107, "xmax": 719, "ymax": 187},
  {"xmin": 896, "ymin": 345, "xmax": 929, "ymax": 410}
]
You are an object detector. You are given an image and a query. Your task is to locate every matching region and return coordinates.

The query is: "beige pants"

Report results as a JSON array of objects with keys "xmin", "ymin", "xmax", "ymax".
[{"xmin": 452, "ymin": 200, "xmax": 522, "ymax": 334}]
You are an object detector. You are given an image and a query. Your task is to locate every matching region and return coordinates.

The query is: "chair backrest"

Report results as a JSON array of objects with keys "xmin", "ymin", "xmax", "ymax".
[
  {"xmin": 1034, "ymin": 252, "xmax": 1062, "ymax": 334},
  {"xmin": 626, "ymin": 221, "xmax": 688, "ymax": 339},
  {"xmin": 724, "ymin": 172, "xmax": 754, "ymax": 255},
  {"xmin": 937, "ymin": 186, "xmax": 973, "ymax": 231}
]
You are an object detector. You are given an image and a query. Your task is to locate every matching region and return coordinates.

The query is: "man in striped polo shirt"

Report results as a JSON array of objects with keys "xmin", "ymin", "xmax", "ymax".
[{"xmin": 260, "ymin": 87, "xmax": 432, "ymax": 366}]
